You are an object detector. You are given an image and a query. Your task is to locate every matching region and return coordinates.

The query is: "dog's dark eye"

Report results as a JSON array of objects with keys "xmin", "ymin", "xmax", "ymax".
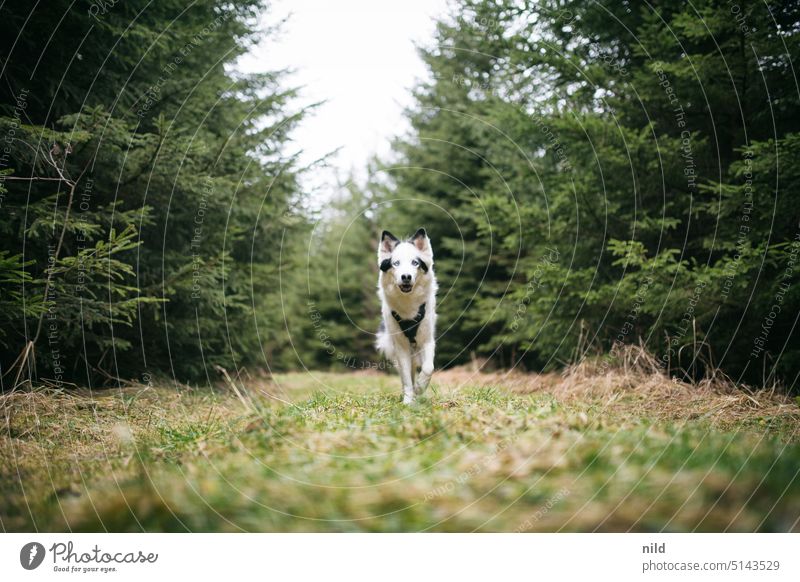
[
  {"xmin": 392, "ymin": 260, "xmax": 399, "ymax": 267},
  {"xmin": 411, "ymin": 259, "xmax": 419, "ymax": 267}
]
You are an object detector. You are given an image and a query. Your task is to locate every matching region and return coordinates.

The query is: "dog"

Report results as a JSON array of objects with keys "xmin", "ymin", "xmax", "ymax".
[{"xmin": 376, "ymin": 228, "xmax": 438, "ymax": 404}]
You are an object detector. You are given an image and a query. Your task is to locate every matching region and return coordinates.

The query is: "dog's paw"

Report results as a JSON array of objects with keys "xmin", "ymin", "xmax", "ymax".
[
  {"xmin": 402, "ymin": 393, "xmax": 415, "ymax": 405},
  {"xmin": 414, "ymin": 372, "xmax": 432, "ymax": 395}
]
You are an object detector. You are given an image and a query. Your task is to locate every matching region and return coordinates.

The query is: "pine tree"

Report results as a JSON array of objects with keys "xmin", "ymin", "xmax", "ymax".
[
  {"xmin": 0, "ymin": 1, "xmax": 307, "ymax": 386},
  {"xmin": 385, "ymin": 0, "xmax": 800, "ymax": 384}
]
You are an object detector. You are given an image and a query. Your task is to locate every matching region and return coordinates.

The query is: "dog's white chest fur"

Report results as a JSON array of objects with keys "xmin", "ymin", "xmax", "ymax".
[{"xmin": 375, "ymin": 229, "xmax": 438, "ymax": 404}]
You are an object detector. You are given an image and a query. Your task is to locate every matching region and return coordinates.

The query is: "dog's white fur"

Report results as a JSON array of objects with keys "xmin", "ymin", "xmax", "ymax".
[{"xmin": 376, "ymin": 228, "xmax": 438, "ymax": 404}]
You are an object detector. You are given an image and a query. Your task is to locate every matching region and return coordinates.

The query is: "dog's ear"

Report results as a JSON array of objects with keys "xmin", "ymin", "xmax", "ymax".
[
  {"xmin": 379, "ymin": 230, "xmax": 399, "ymax": 259},
  {"xmin": 410, "ymin": 228, "xmax": 431, "ymax": 254}
]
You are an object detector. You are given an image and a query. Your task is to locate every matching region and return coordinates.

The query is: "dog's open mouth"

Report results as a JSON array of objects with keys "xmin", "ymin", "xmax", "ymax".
[{"xmin": 399, "ymin": 283, "xmax": 413, "ymax": 293}]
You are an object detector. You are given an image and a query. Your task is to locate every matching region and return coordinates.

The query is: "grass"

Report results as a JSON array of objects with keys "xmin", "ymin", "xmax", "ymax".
[{"xmin": 1, "ymin": 362, "xmax": 799, "ymax": 532}]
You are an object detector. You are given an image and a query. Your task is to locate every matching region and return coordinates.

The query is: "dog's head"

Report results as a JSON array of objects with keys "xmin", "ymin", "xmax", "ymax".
[{"xmin": 378, "ymin": 228, "xmax": 433, "ymax": 294}]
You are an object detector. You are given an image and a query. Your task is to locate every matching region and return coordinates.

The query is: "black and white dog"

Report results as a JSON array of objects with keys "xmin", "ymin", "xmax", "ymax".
[{"xmin": 376, "ymin": 228, "xmax": 438, "ymax": 404}]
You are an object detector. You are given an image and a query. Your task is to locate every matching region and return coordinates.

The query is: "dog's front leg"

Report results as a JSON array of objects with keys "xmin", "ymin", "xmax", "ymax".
[
  {"xmin": 396, "ymin": 348, "xmax": 415, "ymax": 404},
  {"xmin": 414, "ymin": 341, "xmax": 435, "ymax": 396}
]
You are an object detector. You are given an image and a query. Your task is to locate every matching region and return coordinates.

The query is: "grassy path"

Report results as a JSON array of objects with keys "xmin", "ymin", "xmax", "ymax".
[{"xmin": 1, "ymin": 368, "xmax": 799, "ymax": 531}]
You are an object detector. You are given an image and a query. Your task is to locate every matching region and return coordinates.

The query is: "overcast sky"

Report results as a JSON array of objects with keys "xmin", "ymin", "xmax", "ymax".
[{"xmin": 238, "ymin": 0, "xmax": 450, "ymax": 204}]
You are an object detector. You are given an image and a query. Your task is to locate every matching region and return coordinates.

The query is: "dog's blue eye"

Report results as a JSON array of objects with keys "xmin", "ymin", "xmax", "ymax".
[
  {"xmin": 393, "ymin": 260, "xmax": 399, "ymax": 267},
  {"xmin": 411, "ymin": 259, "xmax": 419, "ymax": 267}
]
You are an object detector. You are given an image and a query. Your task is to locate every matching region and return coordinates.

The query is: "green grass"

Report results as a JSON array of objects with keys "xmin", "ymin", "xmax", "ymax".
[{"xmin": 1, "ymin": 371, "xmax": 799, "ymax": 532}]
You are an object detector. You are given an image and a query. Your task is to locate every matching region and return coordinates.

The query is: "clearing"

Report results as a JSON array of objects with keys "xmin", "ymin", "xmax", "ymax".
[{"xmin": 1, "ymin": 362, "xmax": 799, "ymax": 532}]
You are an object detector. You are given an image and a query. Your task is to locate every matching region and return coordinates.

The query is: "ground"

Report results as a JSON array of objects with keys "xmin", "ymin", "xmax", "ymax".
[{"xmin": 1, "ymin": 362, "xmax": 799, "ymax": 532}]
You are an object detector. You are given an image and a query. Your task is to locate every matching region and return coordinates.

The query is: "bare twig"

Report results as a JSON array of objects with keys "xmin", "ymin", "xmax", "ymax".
[
  {"xmin": 214, "ymin": 365, "xmax": 255, "ymax": 413},
  {"xmin": 9, "ymin": 145, "xmax": 92, "ymax": 387}
]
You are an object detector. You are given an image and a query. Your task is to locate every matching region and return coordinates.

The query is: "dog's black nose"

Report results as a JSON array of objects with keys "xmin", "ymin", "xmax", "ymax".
[{"xmin": 401, "ymin": 273, "xmax": 412, "ymax": 283}]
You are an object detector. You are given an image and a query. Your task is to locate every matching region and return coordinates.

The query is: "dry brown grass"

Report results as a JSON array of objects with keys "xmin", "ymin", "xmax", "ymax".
[
  {"xmin": 436, "ymin": 345, "xmax": 799, "ymax": 436},
  {"xmin": 0, "ymin": 384, "xmax": 248, "ymax": 499}
]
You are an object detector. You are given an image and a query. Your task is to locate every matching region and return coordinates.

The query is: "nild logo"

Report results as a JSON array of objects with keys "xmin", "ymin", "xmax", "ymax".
[{"xmin": 20, "ymin": 542, "xmax": 46, "ymax": 570}]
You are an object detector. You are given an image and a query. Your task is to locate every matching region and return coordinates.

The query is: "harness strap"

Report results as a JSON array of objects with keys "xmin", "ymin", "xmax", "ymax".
[{"xmin": 391, "ymin": 303, "xmax": 426, "ymax": 344}]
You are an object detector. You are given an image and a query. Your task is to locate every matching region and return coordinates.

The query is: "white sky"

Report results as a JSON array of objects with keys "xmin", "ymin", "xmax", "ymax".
[{"xmin": 238, "ymin": 0, "xmax": 450, "ymax": 205}]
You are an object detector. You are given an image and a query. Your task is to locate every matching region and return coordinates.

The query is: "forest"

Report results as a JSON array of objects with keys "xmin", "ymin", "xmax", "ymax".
[
  {"xmin": 2, "ymin": 0, "xmax": 800, "ymax": 535},
  {"xmin": 2, "ymin": 0, "xmax": 799, "ymax": 391}
]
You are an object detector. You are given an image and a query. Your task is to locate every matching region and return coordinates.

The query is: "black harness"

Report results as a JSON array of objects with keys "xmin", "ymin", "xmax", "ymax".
[{"xmin": 391, "ymin": 303, "xmax": 426, "ymax": 345}]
